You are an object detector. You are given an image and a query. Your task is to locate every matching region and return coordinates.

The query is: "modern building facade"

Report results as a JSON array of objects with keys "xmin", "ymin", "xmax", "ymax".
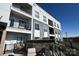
[{"xmin": 0, "ymin": 3, "xmax": 62, "ymax": 55}]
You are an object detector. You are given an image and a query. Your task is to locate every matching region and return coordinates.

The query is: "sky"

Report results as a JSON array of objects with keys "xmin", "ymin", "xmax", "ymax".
[{"xmin": 38, "ymin": 3, "xmax": 79, "ymax": 37}]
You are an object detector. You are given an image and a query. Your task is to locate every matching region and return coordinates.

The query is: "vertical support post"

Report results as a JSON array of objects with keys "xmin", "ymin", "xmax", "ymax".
[
  {"xmin": 0, "ymin": 30, "xmax": 7, "ymax": 55},
  {"xmin": 31, "ymin": 6, "xmax": 34, "ymax": 40},
  {"xmin": 31, "ymin": 18, "xmax": 33, "ymax": 40}
]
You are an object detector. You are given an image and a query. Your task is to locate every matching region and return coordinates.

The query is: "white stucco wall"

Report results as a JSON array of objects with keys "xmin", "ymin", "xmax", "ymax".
[
  {"xmin": 44, "ymin": 32, "xmax": 48, "ymax": 37},
  {"xmin": 32, "ymin": 3, "xmax": 61, "ymax": 30}
]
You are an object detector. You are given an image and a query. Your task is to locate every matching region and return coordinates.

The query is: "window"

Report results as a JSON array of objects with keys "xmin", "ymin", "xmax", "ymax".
[
  {"xmin": 10, "ymin": 19, "xmax": 14, "ymax": 27},
  {"xmin": 18, "ymin": 20, "xmax": 26, "ymax": 29},
  {"xmin": 54, "ymin": 22, "xmax": 56, "ymax": 27},
  {"xmin": 44, "ymin": 29, "xmax": 47, "ymax": 32},
  {"xmin": 48, "ymin": 19, "xmax": 53, "ymax": 26},
  {"xmin": 57, "ymin": 24, "xmax": 59, "ymax": 28},
  {"xmin": 35, "ymin": 23, "xmax": 39, "ymax": 30},
  {"xmin": 49, "ymin": 27, "xmax": 54, "ymax": 34},
  {"xmin": 43, "ymin": 16, "xmax": 47, "ymax": 22},
  {"xmin": 35, "ymin": 10, "xmax": 39, "ymax": 18}
]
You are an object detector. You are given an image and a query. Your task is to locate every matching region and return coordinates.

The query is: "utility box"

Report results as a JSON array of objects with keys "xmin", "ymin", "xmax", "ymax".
[{"xmin": 27, "ymin": 48, "xmax": 36, "ymax": 56}]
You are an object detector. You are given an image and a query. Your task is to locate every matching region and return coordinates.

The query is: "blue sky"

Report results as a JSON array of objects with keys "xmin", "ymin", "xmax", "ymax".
[{"xmin": 38, "ymin": 3, "xmax": 79, "ymax": 37}]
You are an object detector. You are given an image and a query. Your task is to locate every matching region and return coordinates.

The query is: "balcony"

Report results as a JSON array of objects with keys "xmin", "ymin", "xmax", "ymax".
[
  {"xmin": 12, "ymin": 3, "xmax": 32, "ymax": 15},
  {"xmin": 6, "ymin": 27, "xmax": 31, "ymax": 34},
  {"xmin": 9, "ymin": 11, "xmax": 31, "ymax": 31}
]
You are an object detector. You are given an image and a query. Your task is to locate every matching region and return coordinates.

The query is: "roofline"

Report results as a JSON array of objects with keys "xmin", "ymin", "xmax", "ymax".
[{"xmin": 36, "ymin": 3, "xmax": 60, "ymax": 24}]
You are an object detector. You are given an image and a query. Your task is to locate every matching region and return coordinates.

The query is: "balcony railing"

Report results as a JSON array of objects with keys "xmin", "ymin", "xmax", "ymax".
[
  {"xmin": 9, "ymin": 10, "xmax": 32, "ymax": 31},
  {"xmin": 9, "ymin": 20, "xmax": 31, "ymax": 31},
  {"xmin": 12, "ymin": 3, "xmax": 32, "ymax": 15}
]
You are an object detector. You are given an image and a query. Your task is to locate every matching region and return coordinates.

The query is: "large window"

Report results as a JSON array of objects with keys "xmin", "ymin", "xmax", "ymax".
[
  {"xmin": 10, "ymin": 19, "xmax": 14, "ymax": 27},
  {"xmin": 48, "ymin": 19, "xmax": 53, "ymax": 26},
  {"xmin": 57, "ymin": 24, "xmax": 59, "ymax": 28},
  {"xmin": 35, "ymin": 10, "xmax": 39, "ymax": 18},
  {"xmin": 9, "ymin": 17, "xmax": 19, "ymax": 28},
  {"xmin": 49, "ymin": 27, "xmax": 54, "ymax": 34},
  {"xmin": 43, "ymin": 16, "xmax": 47, "ymax": 22},
  {"xmin": 35, "ymin": 23, "xmax": 39, "ymax": 30},
  {"xmin": 18, "ymin": 20, "xmax": 26, "ymax": 29}
]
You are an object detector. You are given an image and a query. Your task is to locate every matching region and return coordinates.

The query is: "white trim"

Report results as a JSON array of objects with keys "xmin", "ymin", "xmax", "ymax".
[
  {"xmin": 11, "ymin": 6, "xmax": 32, "ymax": 18},
  {"xmin": 6, "ymin": 27, "xmax": 31, "ymax": 34},
  {"xmin": 49, "ymin": 34, "xmax": 55, "ymax": 36}
]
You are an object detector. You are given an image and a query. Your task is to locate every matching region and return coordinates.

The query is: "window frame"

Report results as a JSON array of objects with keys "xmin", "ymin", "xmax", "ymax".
[
  {"xmin": 35, "ymin": 23, "xmax": 40, "ymax": 30},
  {"xmin": 10, "ymin": 19, "xmax": 14, "ymax": 27},
  {"xmin": 48, "ymin": 19, "xmax": 53, "ymax": 26},
  {"xmin": 44, "ymin": 29, "xmax": 47, "ymax": 32},
  {"xmin": 43, "ymin": 16, "xmax": 47, "ymax": 22},
  {"xmin": 35, "ymin": 10, "xmax": 39, "ymax": 18},
  {"xmin": 57, "ymin": 24, "xmax": 59, "ymax": 28},
  {"xmin": 18, "ymin": 20, "xmax": 26, "ymax": 29}
]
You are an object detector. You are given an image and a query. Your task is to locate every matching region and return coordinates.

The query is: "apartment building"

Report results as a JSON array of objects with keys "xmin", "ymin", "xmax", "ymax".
[{"xmin": 0, "ymin": 3, "xmax": 62, "ymax": 55}]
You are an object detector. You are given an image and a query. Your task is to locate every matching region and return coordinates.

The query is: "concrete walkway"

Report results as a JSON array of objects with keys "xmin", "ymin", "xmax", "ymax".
[{"xmin": 3, "ymin": 52, "xmax": 23, "ymax": 56}]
